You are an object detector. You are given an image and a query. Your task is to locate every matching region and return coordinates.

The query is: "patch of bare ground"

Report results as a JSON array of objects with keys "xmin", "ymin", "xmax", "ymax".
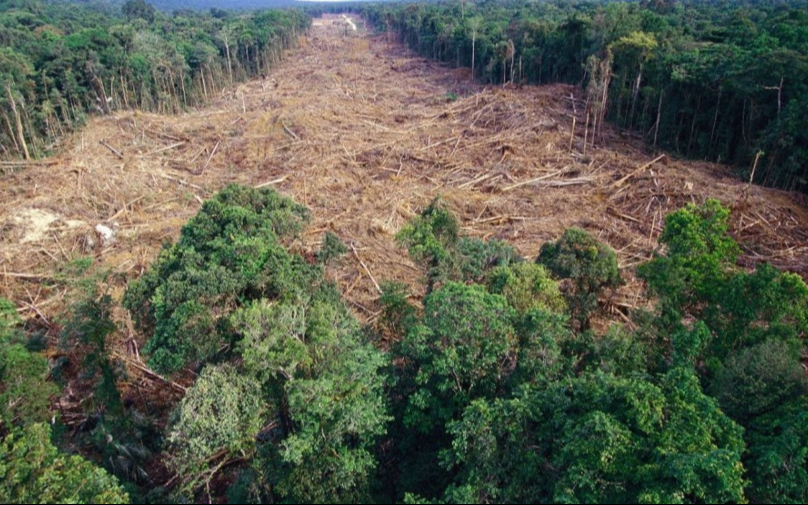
[{"xmin": 2, "ymin": 14, "xmax": 807, "ymax": 351}]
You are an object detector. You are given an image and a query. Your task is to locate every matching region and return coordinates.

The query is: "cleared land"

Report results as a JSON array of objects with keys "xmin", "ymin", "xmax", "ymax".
[{"xmin": 2, "ymin": 14, "xmax": 807, "ymax": 333}]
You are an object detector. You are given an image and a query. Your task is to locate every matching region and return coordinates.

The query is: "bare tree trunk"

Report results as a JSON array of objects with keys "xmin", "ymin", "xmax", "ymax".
[
  {"xmin": 687, "ymin": 95, "xmax": 701, "ymax": 156},
  {"xmin": 224, "ymin": 33, "xmax": 234, "ymax": 84},
  {"xmin": 762, "ymin": 76, "xmax": 784, "ymax": 117},
  {"xmin": 2, "ymin": 110, "xmax": 20, "ymax": 154},
  {"xmin": 709, "ymin": 87, "xmax": 721, "ymax": 153},
  {"xmin": 630, "ymin": 67, "xmax": 642, "ymax": 129},
  {"xmin": 777, "ymin": 76, "xmax": 783, "ymax": 114},
  {"xmin": 596, "ymin": 55, "xmax": 612, "ymax": 143},
  {"xmin": 519, "ymin": 55, "xmax": 522, "ymax": 83},
  {"xmin": 583, "ymin": 110, "xmax": 589, "ymax": 156},
  {"xmin": 201, "ymin": 69, "xmax": 209, "ymax": 100},
  {"xmin": 180, "ymin": 72, "xmax": 187, "ymax": 108},
  {"xmin": 654, "ymin": 88, "xmax": 663, "ymax": 148},
  {"xmin": 471, "ymin": 30, "xmax": 476, "ymax": 80},
  {"xmin": 120, "ymin": 70, "xmax": 129, "ymax": 109},
  {"xmin": 5, "ymin": 84, "xmax": 29, "ymax": 160}
]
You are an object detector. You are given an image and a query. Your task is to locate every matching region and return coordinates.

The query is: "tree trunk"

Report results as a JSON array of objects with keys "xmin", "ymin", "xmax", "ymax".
[
  {"xmin": 201, "ymin": 69, "xmax": 209, "ymax": 100},
  {"xmin": 630, "ymin": 67, "xmax": 642, "ymax": 129},
  {"xmin": 653, "ymin": 88, "xmax": 663, "ymax": 148},
  {"xmin": 5, "ymin": 84, "xmax": 29, "ymax": 160},
  {"xmin": 2, "ymin": 110, "xmax": 20, "ymax": 154},
  {"xmin": 224, "ymin": 33, "xmax": 234, "ymax": 84},
  {"xmin": 471, "ymin": 32, "xmax": 476, "ymax": 80},
  {"xmin": 687, "ymin": 95, "xmax": 701, "ymax": 156},
  {"xmin": 709, "ymin": 87, "xmax": 721, "ymax": 155}
]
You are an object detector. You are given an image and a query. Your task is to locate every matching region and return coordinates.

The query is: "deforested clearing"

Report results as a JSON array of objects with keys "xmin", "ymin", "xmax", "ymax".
[{"xmin": 2, "ymin": 14, "xmax": 807, "ymax": 322}]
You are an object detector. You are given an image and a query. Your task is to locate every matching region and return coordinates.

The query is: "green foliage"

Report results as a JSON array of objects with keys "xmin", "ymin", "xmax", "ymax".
[
  {"xmin": 452, "ymin": 237, "xmax": 521, "ymax": 285},
  {"xmin": 509, "ymin": 307, "xmax": 571, "ymax": 386},
  {"xmin": 444, "ymin": 368, "xmax": 746, "ymax": 504},
  {"xmin": 639, "ymin": 199, "xmax": 808, "ymax": 366},
  {"xmin": 168, "ymin": 364, "xmax": 267, "ymax": 497},
  {"xmin": 397, "ymin": 199, "xmax": 520, "ymax": 290},
  {"xmin": 317, "ymin": 231, "xmax": 348, "ymax": 264},
  {"xmin": 0, "ymin": 344, "xmax": 57, "ymax": 429},
  {"xmin": 124, "ymin": 183, "xmax": 388, "ymax": 502},
  {"xmin": 397, "ymin": 198, "xmax": 459, "ymax": 289},
  {"xmin": 121, "ymin": 0, "xmax": 155, "ymax": 23},
  {"xmin": 271, "ymin": 339, "xmax": 388, "ymax": 503},
  {"xmin": 711, "ymin": 338, "xmax": 807, "ymax": 423},
  {"xmin": 398, "ymin": 282, "xmax": 516, "ymax": 432},
  {"xmin": 640, "ymin": 199, "xmax": 739, "ymax": 313},
  {"xmin": 585, "ymin": 323, "xmax": 652, "ymax": 377},
  {"xmin": 709, "ymin": 263, "xmax": 808, "ymax": 355},
  {"xmin": 0, "ymin": 297, "xmax": 19, "ymax": 332},
  {"xmin": 234, "ymin": 300, "xmax": 310, "ymax": 386},
  {"xmin": 487, "ymin": 262, "xmax": 565, "ymax": 314},
  {"xmin": 232, "ymin": 295, "xmax": 389, "ymax": 503},
  {"xmin": 361, "ymin": 1, "xmax": 808, "ymax": 193},
  {"xmin": 60, "ymin": 287, "xmax": 160, "ymax": 487},
  {"xmin": 746, "ymin": 398, "xmax": 808, "ymax": 504},
  {"xmin": 61, "ymin": 292, "xmax": 121, "ymax": 417},
  {"xmin": 537, "ymin": 227, "xmax": 622, "ymax": 329},
  {"xmin": 0, "ymin": 423, "xmax": 128, "ymax": 504},
  {"xmin": 123, "ymin": 184, "xmax": 311, "ymax": 373},
  {"xmin": 0, "ymin": 298, "xmax": 57, "ymax": 429},
  {"xmin": 378, "ymin": 281, "xmax": 417, "ymax": 339}
]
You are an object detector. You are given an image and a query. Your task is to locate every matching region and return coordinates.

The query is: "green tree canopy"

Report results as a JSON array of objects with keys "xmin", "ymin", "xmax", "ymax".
[
  {"xmin": 0, "ymin": 423, "xmax": 129, "ymax": 504},
  {"xmin": 537, "ymin": 227, "xmax": 623, "ymax": 329}
]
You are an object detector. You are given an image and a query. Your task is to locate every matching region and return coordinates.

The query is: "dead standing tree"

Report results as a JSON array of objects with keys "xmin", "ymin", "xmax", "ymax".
[{"xmin": 584, "ymin": 49, "xmax": 613, "ymax": 148}]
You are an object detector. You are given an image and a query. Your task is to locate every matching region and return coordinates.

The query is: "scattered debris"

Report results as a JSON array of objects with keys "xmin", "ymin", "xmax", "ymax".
[{"xmin": 95, "ymin": 223, "xmax": 118, "ymax": 247}]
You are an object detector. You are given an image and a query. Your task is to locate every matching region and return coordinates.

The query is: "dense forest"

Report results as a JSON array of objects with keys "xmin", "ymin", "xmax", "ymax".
[
  {"xmin": 359, "ymin": 0, "xmax": 808, "ymax": 192},
  {"xmin": 2, "ymin": 1, "xmax": 808, "ymax": 504},
  {"xmin": 3, "ymin": 183, "xmax": 808, "ymax": 503},
  {"xmin": 0, "ymin": 0, "xmax": 308, "ymax": 160}
]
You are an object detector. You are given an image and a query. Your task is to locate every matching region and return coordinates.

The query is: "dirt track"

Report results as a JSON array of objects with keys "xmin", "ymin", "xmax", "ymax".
[{"xmin": 2, "ymin": 15, "xmax": 807, "ymax": 325}]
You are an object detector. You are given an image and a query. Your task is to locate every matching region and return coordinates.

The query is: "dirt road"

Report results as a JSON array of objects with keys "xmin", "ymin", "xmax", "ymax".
[{"xmin": 2, "ymin": 15, "xmax": 806, "ymax": 322}]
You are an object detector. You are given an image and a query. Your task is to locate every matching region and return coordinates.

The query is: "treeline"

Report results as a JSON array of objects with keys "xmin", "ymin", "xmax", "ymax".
[
  {"xmin": 3, "ymin": 184, "xmax": 807, "ymax": 503},
  {"xmin": 0, "ymin": 0, "xmax": 309, "ymax": 160},
  {"xmin": 359, "ymin": 0, "xmax": 808, "ymax": 192}
]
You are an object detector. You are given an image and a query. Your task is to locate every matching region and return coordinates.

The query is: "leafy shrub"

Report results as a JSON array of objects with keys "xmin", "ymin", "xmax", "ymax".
[
  {"xmin": 397, "ymin": 199, "xmax": 520, "ymax": 289},
  {"xmin": 707, "ymin": 263, "xmax": 808, "ymax": 358},
  {"xmin": 60, "ymin": 289, "xmax": 159, "ymax": 486},
  {"xmin": 397, "ymin": 198, "xmax": 460, "ymax": 268},
  {"xmin": 317, "ymin": 231, "xmax": 349, "ymax": 264},
  {"xmin": 452, "ymin": 237, "xmax": 521, "ymax": 284},
  {"xmin": 585, "ymin": 323, "xmax": 652, "ymax": 376},
  {"xmin": 378, "ymin": 281, "xmax": 418, "ymax": 340},
  {"xmin": 509, "ymin": 307, "xmax": 571, "ymax": 385},
  {"xmin": 537, "ymin": 227, "xmax": 623, "ymax": 329},
  {"xmin": 232, "ymin": 294, "xmax": 390, "ymax": 503},
  {"xmin": 125, "ymin": 184, "xmax": 390, "ymax": 503}
]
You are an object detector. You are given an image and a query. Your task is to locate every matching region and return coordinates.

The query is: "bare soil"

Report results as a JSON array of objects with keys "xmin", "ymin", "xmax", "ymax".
[{"xmin": 2, "ymin": 14, "xmax": 807, "ymax": 332}]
